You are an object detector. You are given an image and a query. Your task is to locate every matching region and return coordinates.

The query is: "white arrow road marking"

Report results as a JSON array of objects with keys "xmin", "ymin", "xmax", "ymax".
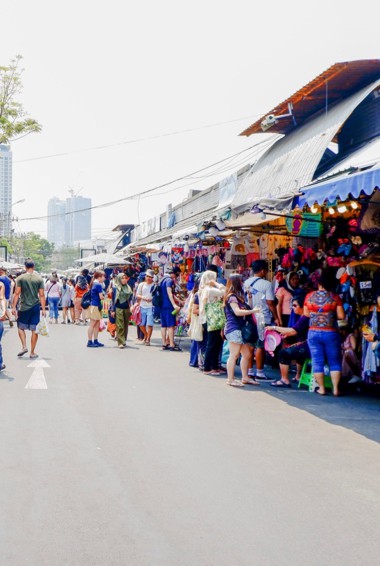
[{"xmin": 25, "ymin": 360, "xmax": 51, "ymax": 390}]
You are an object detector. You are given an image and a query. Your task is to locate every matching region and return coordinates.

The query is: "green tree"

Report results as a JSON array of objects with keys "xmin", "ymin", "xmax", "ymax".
[
  {"xmin": 0, "ymin": 55, "xmax": 42, "ymax": 144},
  {"xmin": 50, "ymin": 246, "xmax": 80, "ymax": 271},
  {"xmin": 10, "ymin": 233, "xmax": 54, "ymax": 272}
]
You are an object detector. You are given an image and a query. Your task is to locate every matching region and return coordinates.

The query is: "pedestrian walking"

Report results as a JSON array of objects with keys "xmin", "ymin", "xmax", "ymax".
[
  {"xmin": 110, "ymin": 273, "xmax": 132, "ymax": 349},
  {"xmin": 11, "ymin": 259, "xmax": 46, "ymax": 359},
  {"xmin": 87, "ymin": 270, "xmax": 106, "ymax": 348},
  {"xmin": 0, "ymin": 278, "xmax": 7, "ymax": 371},
  {"xmin": 74, "ymin": 270, "xmax": 89, "ymax": 324},
  {"xmin": 60, "ymin": 277, "xmax": 75, "ymax": 323},
  {"xmin": 45, "ymin": 274, "xmax": 61, "ymax": 324},
  {"xmin": 136, "ymin": 269, "xmax": 155, "ymax": 346},
  {"xmin": 0, "ymin": 265, "xmax": 13, "ymax": 327}
]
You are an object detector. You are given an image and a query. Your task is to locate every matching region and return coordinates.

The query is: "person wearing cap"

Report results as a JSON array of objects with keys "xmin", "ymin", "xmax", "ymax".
[
  {"xmin": 12, "ymin": 259, "xmax": 46, "ymax": 359},
  {"xmin": 136, "ymin": 269, "xmax": 155, "ymax": 346},
  {"xmin": 0, "ymin": 264, "xmax": 13, "ymax": 327},
  {"xmin": 244, "ymin": 259, "xmax": 280, "ymax": 379},
  {"xmin": 160, "ymin": 266, "xmax": 181, "ymax": 351}
]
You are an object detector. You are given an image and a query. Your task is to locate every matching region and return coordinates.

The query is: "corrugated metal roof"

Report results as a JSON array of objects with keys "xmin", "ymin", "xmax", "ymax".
[
  {"xmin": 130, "ymin": 209, "xmax": 215, "ymax": 247},
  {"xmin": 240, "ymin": 60, "xmax": 380, "ymax": 137},
  {"xmin": 232, "ymin": 79, "xmax": 380, "ymax": 211}
]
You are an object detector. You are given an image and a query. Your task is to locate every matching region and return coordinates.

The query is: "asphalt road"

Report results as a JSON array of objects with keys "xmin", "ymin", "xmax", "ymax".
[{"xmin": 1, "ymin": 322, "xmax": 380, "ymax": 566}]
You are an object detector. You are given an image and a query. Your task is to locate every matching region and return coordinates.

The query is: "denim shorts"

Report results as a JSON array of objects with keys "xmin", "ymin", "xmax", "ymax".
[
  {"xmin": 140, "ymin": 306, "xmax": 154, "ymax": 326},
  {"xmin": 225, "ymin": 330, "xmax": 244, "ymax": 344},
  {"xmin": 308, "ymin": 329, "xmax": 342, "ymax": 373}
]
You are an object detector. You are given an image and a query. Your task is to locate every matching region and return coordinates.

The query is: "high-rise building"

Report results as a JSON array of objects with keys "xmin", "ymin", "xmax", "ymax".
[
  {"xmin": 47, "ymin": 197, "xmax": 66, "ymax": 247},
  {"xmin": 0, "ymin": 144, "xmax": 12, "ymax": 237},
  {"xmin": 65, "ymin": 196, "xmax": 91, "ymax": 246},
  {"xmin": 47, "ymin": 195, "xmax": 92, "ymax": 247}
]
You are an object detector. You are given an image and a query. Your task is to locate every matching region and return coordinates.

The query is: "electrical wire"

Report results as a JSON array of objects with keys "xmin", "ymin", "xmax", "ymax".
[
  {"xmin": 14, "ymin": 113, "xmax": 265, "ymax": 164},
  {"xmin": 17, "ymin": 140, "xmax": 271, "ymax": 222}
]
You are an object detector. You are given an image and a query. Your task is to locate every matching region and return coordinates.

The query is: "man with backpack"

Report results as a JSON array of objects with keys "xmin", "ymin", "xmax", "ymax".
[
  {"xmin": 159, "ymin": 267, "xmax": 181, "ymax": 351},
  {"xmin": 74, "ymin": 270, "xmax": 89, "ymax": 324}
]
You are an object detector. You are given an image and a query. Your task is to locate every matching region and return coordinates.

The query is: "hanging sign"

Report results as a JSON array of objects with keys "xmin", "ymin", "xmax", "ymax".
[{"xmin": 286, "ymin": 212, "xmax": 322, "ymax": 237}]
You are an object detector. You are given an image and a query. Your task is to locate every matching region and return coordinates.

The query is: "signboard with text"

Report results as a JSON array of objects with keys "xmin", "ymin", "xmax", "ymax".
[{"xmin": 286, "ymin": 212, "xmax": 322, "ymax": 237}]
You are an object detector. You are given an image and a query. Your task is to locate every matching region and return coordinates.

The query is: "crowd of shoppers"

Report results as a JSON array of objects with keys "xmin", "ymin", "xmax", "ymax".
[{"xmin": 1, "ymin": 257, "xmax": 372, "ymax": 399}]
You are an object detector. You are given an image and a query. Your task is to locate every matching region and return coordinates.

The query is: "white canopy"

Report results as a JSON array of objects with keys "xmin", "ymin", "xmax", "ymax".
[{"xmin": 75, "ymin": 253, "xmax": 131, "ymax": 265}]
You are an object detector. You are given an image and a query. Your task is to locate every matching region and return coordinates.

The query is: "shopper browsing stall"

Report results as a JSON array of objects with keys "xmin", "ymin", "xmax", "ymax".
[
  {"xmin": 304, "ymin": 268, "xmax": 345, "ymax": 396},
  {"xmin": 223, "ymin": 274, "xmax": 259, "ymax": 387}
]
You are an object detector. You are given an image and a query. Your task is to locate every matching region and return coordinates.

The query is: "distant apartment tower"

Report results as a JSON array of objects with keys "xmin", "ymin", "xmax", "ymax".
[
  {"xmin": 47, "ymin": 197, "xmax": 66, "ymax": 247},
  {"xmin": 0, "ymin": 144, "xmax": 12, "ymax": 237},
  {"xmin": 65, "ymin": 196, "xmax": 91, "ymax": 246},
  {"xmin": 47, "ymin": 195, "xmax": 91, "ymax": 247}
]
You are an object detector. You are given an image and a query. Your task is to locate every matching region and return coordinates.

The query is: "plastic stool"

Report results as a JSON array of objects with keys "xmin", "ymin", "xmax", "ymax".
[{"xmin": 298, "ymin": 359, "xmax": 333, "ymax": 392}]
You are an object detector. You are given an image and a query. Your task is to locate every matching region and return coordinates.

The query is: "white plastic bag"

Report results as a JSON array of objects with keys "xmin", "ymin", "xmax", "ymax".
[{"xmin": 36, "ymin": 316, "xmax": 50, "ymax": 337}]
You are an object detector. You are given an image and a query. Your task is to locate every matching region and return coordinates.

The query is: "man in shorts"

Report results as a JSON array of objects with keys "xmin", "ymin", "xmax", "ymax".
[
  {"xmin": 160, "ymin": 267, "xmax": 181, "ymax": 351},
  {"xmin": 244, "ymin": 259, "xmax": 280, "ymax": 379},
  {"xmin": 136, "ymin": 269, "xmax": 155, "ymax": 346},
  {"xmin": 12, "ymin": 259, "xmax": 46, "ymax": 359}
]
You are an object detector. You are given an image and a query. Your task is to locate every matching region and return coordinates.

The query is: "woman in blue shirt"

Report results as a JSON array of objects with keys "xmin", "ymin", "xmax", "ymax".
[{"xmin": 87, "ymin": 270, "xmax": 106, "ymax": 348}]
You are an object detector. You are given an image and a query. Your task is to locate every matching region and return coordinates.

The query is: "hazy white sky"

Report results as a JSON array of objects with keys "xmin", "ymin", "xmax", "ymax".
[{"xmin": 2, "ymin": 0, "xmax": 379, "ymax": 239}]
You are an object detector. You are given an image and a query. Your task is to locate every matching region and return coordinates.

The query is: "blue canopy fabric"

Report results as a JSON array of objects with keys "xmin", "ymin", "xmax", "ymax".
[{"xmin": 297, "ymin": 166, "xmax": 380, "ymax": 206}]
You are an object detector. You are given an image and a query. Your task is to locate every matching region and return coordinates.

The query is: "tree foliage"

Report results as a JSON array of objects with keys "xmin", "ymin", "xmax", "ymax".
[
  {"xmin": 0, "ymin": 55, "xmax": 42, "ymax": 144},
  {"xmin": 2, "ymin": 233, "xmax": 54, "ymax": 272}
]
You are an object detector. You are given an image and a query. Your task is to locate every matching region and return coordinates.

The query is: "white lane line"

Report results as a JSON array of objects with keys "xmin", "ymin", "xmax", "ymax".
[{"xmin": 25, "ymin": 360, "xmax": 51, "ymax": 390}]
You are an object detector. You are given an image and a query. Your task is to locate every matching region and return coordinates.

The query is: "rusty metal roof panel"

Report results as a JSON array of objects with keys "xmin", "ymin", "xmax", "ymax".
[
  {"xmin": 240, "ymin": 60, "xmax": 380, "ymax": 137},
  {"xmin": 232, "ymin": 79, "xmax": 380, "ymax": 211}
]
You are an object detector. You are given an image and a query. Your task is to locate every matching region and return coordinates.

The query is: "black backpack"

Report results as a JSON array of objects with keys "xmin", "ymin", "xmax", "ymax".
[
  {"xmin": 81, "ymin": 290, "xmax": 91, "ymax": 310},
  {"xmin": 152, "ymin": 283, "xmax": 163, "ymax": 307}
]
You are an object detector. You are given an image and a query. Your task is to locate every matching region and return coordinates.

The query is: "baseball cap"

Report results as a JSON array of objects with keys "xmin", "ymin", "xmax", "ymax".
[{"xmin": 146, "ymin": 269, "xmax": 155, "ymax": 278}]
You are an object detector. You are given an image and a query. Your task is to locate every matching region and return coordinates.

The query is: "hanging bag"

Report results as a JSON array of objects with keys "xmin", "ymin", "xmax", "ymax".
[
  {"xmin": 205, "ymin": 300, "xmax": 226, "ymax": 331},
  {"xmin": 130, "ymin": 301, "xmax": 142, "ymax": 326},
  {"xmin": 36, "ymin": 316, "xmax": 50, "ymax": 337},
  {"xmin": 188, "ymin": 313, "xmax": 203, "ymax": 341}
]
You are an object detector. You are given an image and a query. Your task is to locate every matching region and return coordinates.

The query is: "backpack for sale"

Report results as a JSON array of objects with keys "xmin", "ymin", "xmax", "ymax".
[{"xmin": 152, "ymin": 284, "xmax": 163, "ymax": 307}]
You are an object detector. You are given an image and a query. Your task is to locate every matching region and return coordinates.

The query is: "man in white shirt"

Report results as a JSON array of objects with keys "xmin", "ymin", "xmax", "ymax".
[
  {"xmin": 244, "ymin": 259, "xmax": 280, "ymax": 379},
  {"xmin": 136, "ymin": 269, "xmax": 155, "ymax": 345}
]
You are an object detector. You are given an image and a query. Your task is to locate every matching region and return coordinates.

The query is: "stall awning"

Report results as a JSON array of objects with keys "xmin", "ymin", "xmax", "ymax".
[
  {"xmin": 297, "ymin": 165, "xmax": 380, "ymax": 206},
  {"xmin": 225, "ymin": 211, "xmax": 282, "ymax": 229}
]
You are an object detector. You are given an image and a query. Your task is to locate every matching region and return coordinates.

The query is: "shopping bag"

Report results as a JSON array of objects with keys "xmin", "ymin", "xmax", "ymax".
[
  {"xmin": 36, "ymin": 316, "xmax": 50, "ymax": 337},
  {"xmin": 130, "ymin": 302, "xmax": 142, "ymax": 326},
  {"xmin": 188, "ymin": 313, "xmax": 203, "ymax": 341},
  {"xmin": 205, "ymin": 300, "xmax": 226, "ymax": 331}
]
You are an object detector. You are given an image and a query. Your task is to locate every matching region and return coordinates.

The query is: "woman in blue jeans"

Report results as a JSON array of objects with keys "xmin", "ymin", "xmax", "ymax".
[
  {"xmin": 45, "ymin": 276, "xmax": 61, "ymax": 324},
  {"xmin": 304, "ymin": 268, "xmax": 345, "ymax": 396}
]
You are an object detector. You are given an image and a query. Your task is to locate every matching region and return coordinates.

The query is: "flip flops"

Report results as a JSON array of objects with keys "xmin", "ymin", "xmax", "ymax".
[
  {"xmin": 227, "ymin": 380, "xmax": 245, "ymax": 387},
  {"xmin": 270, "ymin": 380, "xmax": 291, "ymax": 388},
  {"xmin": 17, "ymin": 348, "xmax": 28, "ymax": 357}
]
